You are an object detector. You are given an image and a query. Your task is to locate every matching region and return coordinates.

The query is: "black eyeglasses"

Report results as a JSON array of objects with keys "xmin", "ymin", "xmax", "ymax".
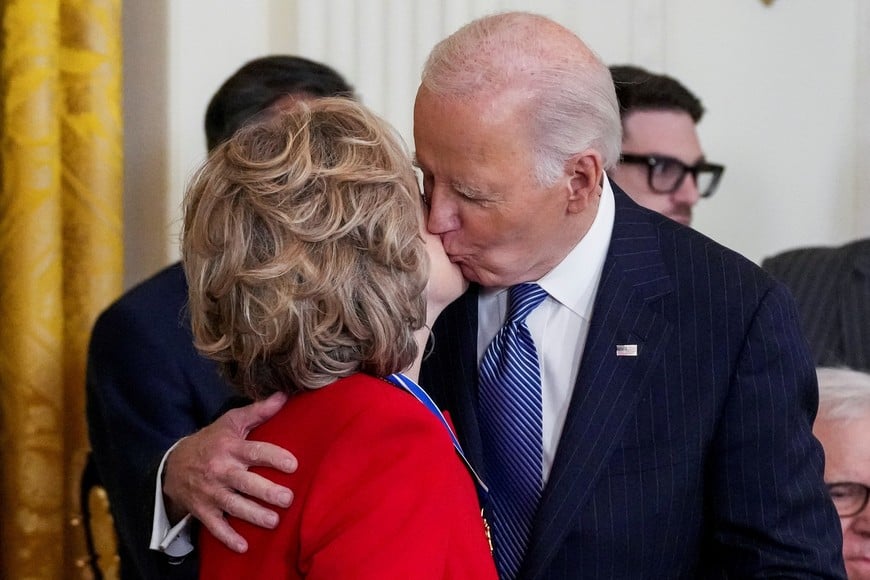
[
  {"xmin": 619, "ymin": 153, "xmax": 725, "ymax": 199},
  {"xmin": 826, "ymin": 482, "xmax": 870, "ymax": 517}
]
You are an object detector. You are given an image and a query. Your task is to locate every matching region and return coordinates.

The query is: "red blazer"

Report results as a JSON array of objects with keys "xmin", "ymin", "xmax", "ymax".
[{"xmin": 199, "ymin": 373, "xmax": 497, "ymax": 579}]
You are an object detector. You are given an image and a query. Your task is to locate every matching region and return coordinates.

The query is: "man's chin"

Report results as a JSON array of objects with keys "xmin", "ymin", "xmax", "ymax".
[
  {"xmin": 451, "ymin": 255, "xmax": 518, "ymax": 287},
  {"xmin": 456, "ymin": 262, "xmax": 502, "ymax": 287},
  {"xmin": 669, "ymin": 213, "xmax": 692, "ymax": 227},
  {"xmin": 457, "ymin": 262, "xmax": 483, "ymax": 285}
]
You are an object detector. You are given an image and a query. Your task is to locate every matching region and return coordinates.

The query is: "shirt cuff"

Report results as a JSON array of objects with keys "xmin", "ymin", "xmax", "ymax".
[{"xmin": 149, "ymin": 438, "xmax": 195, "ymax": 557}]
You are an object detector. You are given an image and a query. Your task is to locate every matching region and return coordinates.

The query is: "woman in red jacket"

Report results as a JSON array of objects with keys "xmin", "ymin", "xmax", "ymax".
[{"xmin": 182, "ymin": 97, "xmax": 496, "ymax": 579}]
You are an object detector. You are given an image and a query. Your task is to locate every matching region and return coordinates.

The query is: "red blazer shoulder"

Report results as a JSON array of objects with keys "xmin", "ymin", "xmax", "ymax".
[{"xmin": 199, "ymin": 373, "xmax": 496, "ymax": 579}]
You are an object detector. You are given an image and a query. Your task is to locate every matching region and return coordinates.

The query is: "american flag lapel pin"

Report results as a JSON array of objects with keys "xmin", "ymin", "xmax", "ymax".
[{"xmin": 616, "ymin": 344, "xmax": 638, "ymax": 357}]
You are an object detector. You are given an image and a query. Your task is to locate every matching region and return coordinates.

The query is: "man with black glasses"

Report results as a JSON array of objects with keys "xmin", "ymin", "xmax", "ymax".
[
  {"xmin": 609, "ymin": 65, "xmax": 724, "ymax": 227},
  {"xmin": 815, "ymin": 367, "xmax": 870, "ymax": 579}
]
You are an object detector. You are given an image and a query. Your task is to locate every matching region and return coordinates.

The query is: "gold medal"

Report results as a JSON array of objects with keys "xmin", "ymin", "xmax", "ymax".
[{"xmin": 482, "ymin": 509, "xmax": 493, "ymax": 554}]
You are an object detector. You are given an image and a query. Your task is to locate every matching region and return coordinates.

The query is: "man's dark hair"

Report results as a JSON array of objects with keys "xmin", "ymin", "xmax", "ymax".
[
  {"xmin": 204, "ymin": 55, "xmax": 355, "ymax": 151},
  {"xmin": 610, "ymin": 64, "xmax": 704, "ymax": 123}
]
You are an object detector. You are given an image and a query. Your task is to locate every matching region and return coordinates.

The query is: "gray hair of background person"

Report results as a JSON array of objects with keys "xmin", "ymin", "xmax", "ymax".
[
  {"xmin": 817, "ymin": 366, "xmax": 870, "ymax": 420},
  {"xmin": 609, "ymin": 64, "xmax": 704, "ymax": 123},
  {"xmin": 183, "ymin": 98, "xmax": 428, "ymax": 400},
  {"xmin": 420, "ymin": 11, "xmax": 622, "ymax": 183},
  {"xmin": 204, "ymin": 55, "xmax": 356, "ymax": 152}
]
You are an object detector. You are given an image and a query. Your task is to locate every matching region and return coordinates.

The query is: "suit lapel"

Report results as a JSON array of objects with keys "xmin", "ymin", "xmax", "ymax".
[{"xmin": 521, "ymin": 189, "xmax": 674, "ymax": 579}]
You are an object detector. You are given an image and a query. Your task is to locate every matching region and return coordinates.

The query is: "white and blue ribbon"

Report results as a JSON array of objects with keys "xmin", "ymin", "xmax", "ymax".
[{"xmin": 385, "ymin": 372, "xmax": 489, "ymax": 494}]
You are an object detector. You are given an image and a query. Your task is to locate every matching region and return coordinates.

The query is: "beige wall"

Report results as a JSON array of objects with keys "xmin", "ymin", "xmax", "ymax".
[{"xmin": 123, "ymin": 0, "xmax": 870, "ymax": 288}]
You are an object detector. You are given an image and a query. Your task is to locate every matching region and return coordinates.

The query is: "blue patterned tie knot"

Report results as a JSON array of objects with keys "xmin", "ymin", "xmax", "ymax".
[
  {"xmin": 507, "ymin": 283, "xmax": 549, "ymax": 325},
  {"xmin": 479, "ymin": 282, "xmax": 548, "ymax": 579}
]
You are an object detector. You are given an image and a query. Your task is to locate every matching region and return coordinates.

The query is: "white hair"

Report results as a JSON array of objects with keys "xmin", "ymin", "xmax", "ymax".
[
  {"xmin": 816, "ymin": 366, "xmax": 870, "ymax": 421},
  {"xmin": 420, "ymin": 11, "xmax": 622, "ymax": 185}
]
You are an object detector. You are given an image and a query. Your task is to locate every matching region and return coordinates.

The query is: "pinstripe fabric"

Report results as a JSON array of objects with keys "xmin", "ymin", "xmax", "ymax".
[
  {"xmin": 762, "ymin": 238, "xmax": 870, "ymax": 372},
  {"xmin": 478, "ymin": 283, "xmax": 548, "ymax": 579},
  {"xmin": 421, "ymin": 185, "xmax": 846, "ymax": 579}
]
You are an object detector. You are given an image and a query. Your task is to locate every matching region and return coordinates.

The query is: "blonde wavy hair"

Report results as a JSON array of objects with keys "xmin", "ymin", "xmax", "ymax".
[{"xmin": 182, "ymin": 97, "xmax": 428, "ymax": 399}]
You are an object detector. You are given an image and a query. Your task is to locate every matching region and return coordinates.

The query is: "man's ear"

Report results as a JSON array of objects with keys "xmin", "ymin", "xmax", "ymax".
[{"xmin": 566, "ymin": 149, "xmax": 604, "ymax": 214}]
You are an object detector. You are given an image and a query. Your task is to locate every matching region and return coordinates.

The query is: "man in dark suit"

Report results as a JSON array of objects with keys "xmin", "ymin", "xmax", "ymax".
[
  {"xmin": 762, "ymin": 238, "xmax": 870, "ymax": 372},
  {"xmin": 409, "ymin": 13, "xmax": 842, "ymax": 577},
  {"xmin": 85, "ymin": 55, "xmax": 354, "ymax": 580},
  {"xmin": 158, "ymin": 13, "xmax": 845, "ymax": 578}
]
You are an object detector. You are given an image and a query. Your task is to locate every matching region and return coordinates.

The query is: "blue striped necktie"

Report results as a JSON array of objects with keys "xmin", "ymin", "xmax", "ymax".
[{"xmin": 478, "ymin": 282, "xmax": 548, "ymax": 579}]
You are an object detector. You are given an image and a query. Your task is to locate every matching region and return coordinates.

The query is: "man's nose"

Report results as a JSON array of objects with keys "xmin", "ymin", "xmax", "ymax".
[
  {"xmin": 850, "ymin": 506, "xmax": 870, "ymax": 536},
  {"xmin": 673, "ymin": 174, "xmax": 701, "ymax": 206},
  {"xmin": 426, "ymin": 186, "xmax": 460, "ymax": 234}
]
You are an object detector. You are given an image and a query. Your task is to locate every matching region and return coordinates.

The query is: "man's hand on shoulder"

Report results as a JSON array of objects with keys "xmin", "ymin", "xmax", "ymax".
[{"xmin": 163, "ymin": 391, "xmax": 297, "ymax": 553}]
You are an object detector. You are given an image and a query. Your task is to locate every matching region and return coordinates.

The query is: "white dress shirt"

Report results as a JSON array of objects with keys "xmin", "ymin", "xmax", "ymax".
[
  {"xmin": 150, "ymin": 438, "xmax": 194, "ymax": 556},
  {"xmin": 477, "ymin": 176, "xmax": 614, "ymax": 482}
]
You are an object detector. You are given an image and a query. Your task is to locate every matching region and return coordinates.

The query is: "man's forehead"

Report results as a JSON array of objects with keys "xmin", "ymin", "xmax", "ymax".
[
  {"xmin": 622, "ymin": 109, "xmax": 703, "ymax": 160},
  {"xmin": 622, "ymin": 109, "xmax": 698, "ymax": 137}
]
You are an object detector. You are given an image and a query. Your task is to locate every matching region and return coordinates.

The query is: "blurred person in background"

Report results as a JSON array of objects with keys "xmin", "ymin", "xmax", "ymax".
[
  {"xmin": 763, "ymin": 239, "xmax": 870, "ymax": 371},
  {"xmin": 815, "ymin": 367, "xmax": 870, "ymax": 579},
  {"xmin": 609, "ymin": 64, "xmax": 724, "ymax": 226},
  {"xmin": 86, "ymin": 55, "xmax": 354, "ymax": 580}
]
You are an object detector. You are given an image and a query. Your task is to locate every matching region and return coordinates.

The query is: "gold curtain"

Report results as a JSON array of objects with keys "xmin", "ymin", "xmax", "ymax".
[{"xmin": 0, "ymin": 0, "xmax": 123, "ymax": 578}]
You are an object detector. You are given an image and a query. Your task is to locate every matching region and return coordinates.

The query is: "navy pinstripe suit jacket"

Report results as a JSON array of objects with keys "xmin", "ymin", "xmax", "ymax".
[
  {"xmin": 87, "ymin": 262, "xmax": 234, "ymax": 580},
  {"xmin": 762, "ymin": 238, "xmax": 870, "ymax": 372},
  {"xmin": 421, "ymin": 187, "xmax": 845, "ymax": 579}
]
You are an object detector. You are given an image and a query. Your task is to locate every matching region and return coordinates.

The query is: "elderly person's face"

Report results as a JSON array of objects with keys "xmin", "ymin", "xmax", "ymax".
[
  {"xmin": 413, "ymin": 87, "xmax": 597, "ymax": 288},
  {"xmin": 814, "ymin": 413, "xmax": 870, "ymax": 579}
]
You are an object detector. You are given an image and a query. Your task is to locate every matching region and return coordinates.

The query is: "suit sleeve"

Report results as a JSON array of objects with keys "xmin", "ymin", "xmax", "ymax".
[
  {"xmin": 709, "ymin": 281, "xmax": 846, "ymax": 578},
  {"xmin": 86, "ymin": 299, "xmax": 211, "ymax": 580}
]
